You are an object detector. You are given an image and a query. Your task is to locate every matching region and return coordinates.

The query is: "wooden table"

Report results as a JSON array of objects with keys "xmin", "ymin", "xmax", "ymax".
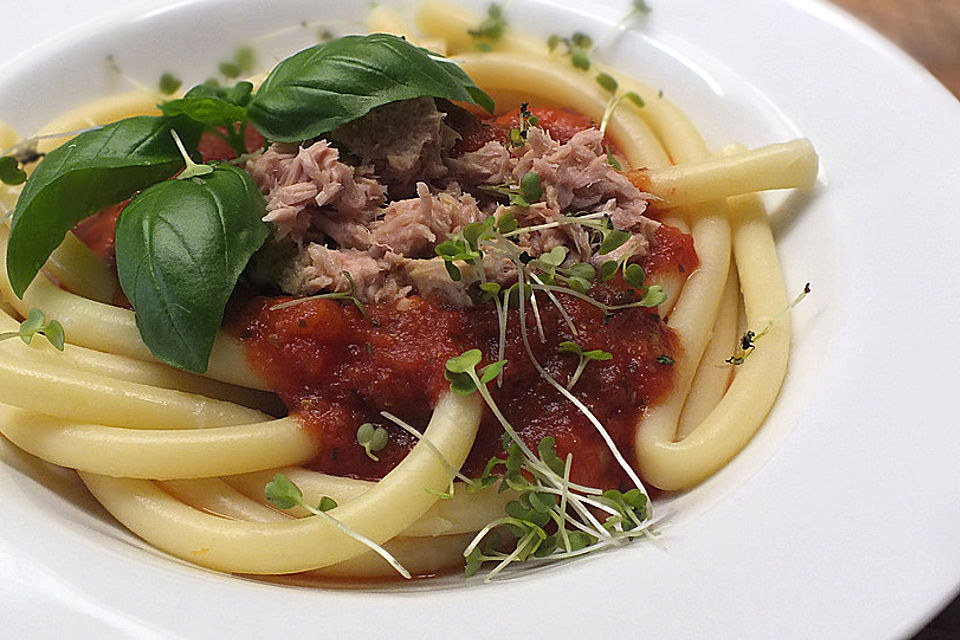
[
  {"xmin": 830, "ymin": 0, "xmax": 960, "ymax": 98},
  {"xmin": 828, "ymin": 1, "xmax": 959, "ymax": 637}
]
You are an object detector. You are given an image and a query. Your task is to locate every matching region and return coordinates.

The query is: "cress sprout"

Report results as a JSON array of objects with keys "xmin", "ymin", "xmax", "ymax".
[
  {"xmin": 264, "ymin": 473, "xmax": 411, "ymax": 578},
  {"xmin": 0, "ymin": 308, "xmax": 65, "ymax": 351},
  {"xmin": 356, "ymin": 422, "xmax": 389, "ymax": 461}
]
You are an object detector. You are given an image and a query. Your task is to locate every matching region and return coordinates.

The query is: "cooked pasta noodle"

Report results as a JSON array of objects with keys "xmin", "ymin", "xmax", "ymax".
[{"xmin": 0, "ymin": 4, "xmax": 817, "ymax": 581}]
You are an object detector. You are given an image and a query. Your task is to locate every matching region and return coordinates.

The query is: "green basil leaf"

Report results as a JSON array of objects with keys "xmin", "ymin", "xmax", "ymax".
[
  {"xmin": 115, "ymin": 165, "xmax": 268, "ymax": 372},
  {"xmin": 185, "ymin": 80, "xmax": 254, "ymax": 107},
  {"xmin": 6, "ymin": 115, "xmax": 202, "ymax": 298},
  {"xmin": 247, "ymin": 33, "xmax": 494, "ymax": 142},
  {"xmin": 160, "ymin": 96, "xmax": 248, "ymax": 128}
]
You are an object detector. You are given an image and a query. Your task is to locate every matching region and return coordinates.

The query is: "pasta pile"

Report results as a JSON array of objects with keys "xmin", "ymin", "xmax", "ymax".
[{"xmin": 0, "ymin": 3, "xmax": 817, "ymax": 580}]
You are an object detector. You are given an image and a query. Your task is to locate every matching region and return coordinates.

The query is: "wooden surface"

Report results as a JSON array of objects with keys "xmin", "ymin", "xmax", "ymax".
[
  {"xmin": 830, "ymin": 0, "xmax": 960, "ymax": 97},
  {"xmin": 827, "ymin": 1, "xmax": 959, "ymax": 637}
]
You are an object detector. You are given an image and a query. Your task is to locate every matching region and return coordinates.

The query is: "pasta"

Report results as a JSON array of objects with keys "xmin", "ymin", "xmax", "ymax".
[{"xmin": 0, "ymin": 3, "xmax": 817, "ymax": 581}]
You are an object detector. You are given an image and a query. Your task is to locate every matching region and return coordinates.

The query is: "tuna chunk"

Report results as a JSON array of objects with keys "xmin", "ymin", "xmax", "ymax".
[
  {"xmin": 445, "ymin": 140, "xmax": 513, "ymax": 187},
  {"xmin": 280, "ymin": 245, "xmax": 412, "ymax": 304},
  {"xmin": 246, "ymin": 141, "xmax": 383, "ymax": 242},
  {"xmin": 371, "ymin": 182, "xmax": 485, "ymax": 257},
  {"xmin": 330, "ymin": 97, "xmax": 454, "ymax": 197},
  {"xmin": 246, "ymin": 99, "xmax": 661, "ymax": 307}
]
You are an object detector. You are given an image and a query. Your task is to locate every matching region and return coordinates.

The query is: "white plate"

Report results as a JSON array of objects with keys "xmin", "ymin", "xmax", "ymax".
[{"xmin": 1, "ymin": 0, "xmax": 958, "ymax": 638}]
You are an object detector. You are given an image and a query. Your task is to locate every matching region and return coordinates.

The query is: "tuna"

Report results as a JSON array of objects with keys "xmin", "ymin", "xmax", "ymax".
[{"xmin": 244, "ymin": 98, "xmax": 660, "ymax": 306}]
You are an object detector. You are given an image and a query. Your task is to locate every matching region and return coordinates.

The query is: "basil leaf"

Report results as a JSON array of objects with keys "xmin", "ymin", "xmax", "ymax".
[
  {"xmin": 6, "ymin": 116, "xmax": 202, "ymax": 298},
  {"xmin": 247, "ymin": 33, "xmax": 494, "ymax": 142},
  {"xmin": 115, "ymin": 165, "xmax": 268, "ymax": 372},
  {"xmin": 184, "ymin": 81, "xmax": 255, "ymax": 107},
  {"xmin": 160, "ymin": 97, "xmax": 247, "ymax": 128}
]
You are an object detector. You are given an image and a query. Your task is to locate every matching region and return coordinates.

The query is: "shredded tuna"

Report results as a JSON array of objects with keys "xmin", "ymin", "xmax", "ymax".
[
  {"xmin": 445, "ymin": 140, "xmax": 513, "ymax": 187},
  {"xmin": 246, "ymin": 141, "xmax": 383, "ymax": 242},
  {"xmin": 371, "ymin": 183, "xmax": 484, "ymax": 257},
  {"xmin": 245, "ymin": 98, "xmax": 661, "ymax": 306},
  {"xmin": 330, "ymin": 97, "xmax": 454, "ymax": 197}
]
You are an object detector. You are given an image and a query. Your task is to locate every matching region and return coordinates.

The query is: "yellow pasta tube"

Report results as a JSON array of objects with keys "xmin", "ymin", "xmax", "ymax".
[
  {"xmin": 0, "ymin": 350, "xmax": 264, "ymax": 429},
  {"xmin": 415, "ymin": 0, "xmax": 544, "ymax": 57},
  {"xmin": 636, "ymin": 191, "xmax": 790, "ymax": 489},
  {"xmin": 630, "ymin": 139, "xmax": 819, "ymax": 207},
  {"xmin": 675, "ymin": 262, "xmax": 739, "ymax": 439},
  {"xmin": 0, "ymin": 310, "xmax": 279, "ymax": 413},
  {"xmin": 44, "ymin": 232, "xmax": 119, "ymax": 304},
  {"xmin": 228, "ymin": 468, "xmax": 514, "ymax": 537},
  {"xmin": 80, "ymin": 393, "xmax": 482, "ymax": 573},
  {"xmin": 0, "ymin": 406, "xmax": 315, "ymax": 479}
]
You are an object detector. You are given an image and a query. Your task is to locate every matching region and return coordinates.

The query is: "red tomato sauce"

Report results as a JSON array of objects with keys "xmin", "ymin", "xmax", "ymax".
[
  {"xmin": 454, "ymin": 106, "xmax": 622, "ymax": 158},
  {"xmin": 228, "ymin": 226, "xmax": 696, "ymax": 490}
]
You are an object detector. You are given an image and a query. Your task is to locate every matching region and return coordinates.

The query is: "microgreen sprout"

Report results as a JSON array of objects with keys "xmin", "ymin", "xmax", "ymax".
[
  {"xmin": 264, "ymin": 473, "xmax": 411, "ymax": 579},
  {"xmin": 600, "ymin": 90, "xmax": 645, "ymax": 137},
  {"xmin": 444, "ymin": 349, "xmax": 655, "ymax": 580},
  {"xmin": 605, "ymin": 145, "xmax": 622, "ymax": 171},
  {"xmin": 379, "ymin": 410, "xmax": 482, "ymax": 499},
  {"xmin": 595, "ymin": 72, "xmax": 618, "ymax": 94},
  {"xmin": 170, "ymin": 130, "xmax": 214, "ymax": 181},
  {"xmin": 105, "ymin": 54, "xmax": 151, "ymax": 93},
  {"xmin": 219, "ymin": 46, "xmax": 257, "ymax": 79},
  {"xmin": 620, "ymin": 0, "xmax": 653, "ymax": 28},
  {"xmin": 558, "ymin": 341, "xmax": 612, "ymax": 390},
  {"xmin": 0, "ymin": 308, "xmax": 65, "ymax": 351},
  {"xmin": 158, "ymin": 72, "xmax": 183, "ymax": 96},
  {"xmin": 547, "ymin": 32, "xmax": 593, "ymax": 70},
  {"xmin": 506, "ymin": 103, "xmax": 541, "ymax": 148},
  {"xmin": 356, "ymin": 422, "xmax": 388, "ymax": 461},
  {"xmin": 269, "ymin": 271, "xmax": 365, "ymax": 314},
  {"xmin": 727, "ymin": 283, "xmax": 811, "ymax": 365},
  {"xmin": 0, "ymin": 156, "xmax": 26, "ymax": 186},
  {"xmin": 468, "ymin": 3, "xmax": 505, "ymax": 48}
]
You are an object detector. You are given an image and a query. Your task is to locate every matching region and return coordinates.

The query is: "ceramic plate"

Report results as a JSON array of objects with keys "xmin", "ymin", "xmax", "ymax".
[{"xmin": 0, "ymin": 0, "xmax": 958, "ymax": 637}]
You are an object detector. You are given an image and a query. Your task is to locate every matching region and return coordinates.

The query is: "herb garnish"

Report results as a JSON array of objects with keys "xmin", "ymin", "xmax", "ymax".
[
  {"xmin": 0, "ymin": 156, "xmax": 26, "ymax": 186},
  {"xmin": 443, "ymin": 351, "xmax": 653, "ymax": 580},
  {"xmin": 727, "ymin": 283, "xmax": 811, "ymax": 365},
  {"xmin": 0, "ymin": 308, "xmax": 64, "ymax": 351},
  {"xmin": 269, "ymin": 271, "xmax": 365, "ymax": 315},
  {"xmin": 219, "ymin": 46, "xmax": 256, "ymax": 80},
  {"xmin": 558, "ymin": 341, "xmax": 612, "ymax": 390},
  {"xmin": 264, "ymin": 473, "xmax": 411, "ymax": 579},
  {"xmin": 115, "ymin": 163, "xmax": 269, "ymax": 372},
  {"xmin": 247, "ymin": 34, "xmax": 494, "ymax": 141},
  {"xmin": 158, "ymin": 72, "xmax": 183, "ymax": 96},
  {"xmin": 356, "ymin": 423, "xmax": 389, "ymax": 461},
  {"xmin": 547, "ymin": 32, "xmax": 593, "ymax": 70},
  {"xmin": 468, "ymin": 3, "xmax": 506, "ymax": 48}
]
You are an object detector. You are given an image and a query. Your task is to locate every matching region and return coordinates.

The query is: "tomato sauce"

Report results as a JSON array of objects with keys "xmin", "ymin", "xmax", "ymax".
[
  {"xmin": 453, "ymin": 105, "xmax": 622, "ymax": 157},
  {"xmin": 69, "ymin": 106, "xmax": 698, "ymax": 490},
  {"xmin": 229, "ymin": 227, "xmax": 695, "ymax": 490}
]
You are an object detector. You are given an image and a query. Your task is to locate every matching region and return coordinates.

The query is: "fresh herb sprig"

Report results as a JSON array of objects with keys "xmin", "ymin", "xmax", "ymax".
[
  {"xmin": 595, "ymin": 73, "xmax": 645, "ymax": 137},
  {"xmin": 269, "ymin": 270, "xmax": 365, "ymax": 315},
  {"xmin": 468, "ymin": 3, "xmax": 506, "ymax": 50},
  {"xmin": 558, "ymin": 341, "xmax": 612, "ymax": 390},
  {"xmin": 547, "ymin": 32, "xmax": 594, "ymax": 71},
  {"xmin": 443, "ymin": 350, "xmax": 653, "ymax": 580},
  {"xmin": 264, "ymin": 473, "xmax": 411, "ymax": 579},
  {"xmin": 0, "ymin": 308, "xmax": 64, "ymax": 351},
  {"xmin": 727, "ymin": 283, "xmax": 811, "ymax": 365},
  {"xmin": 356, "ymin": 423, "xmax": 389, "ymax": 461},
  {"xmin": 0, "ymin": 156, "xmax": 26, "ymax": 186}
]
